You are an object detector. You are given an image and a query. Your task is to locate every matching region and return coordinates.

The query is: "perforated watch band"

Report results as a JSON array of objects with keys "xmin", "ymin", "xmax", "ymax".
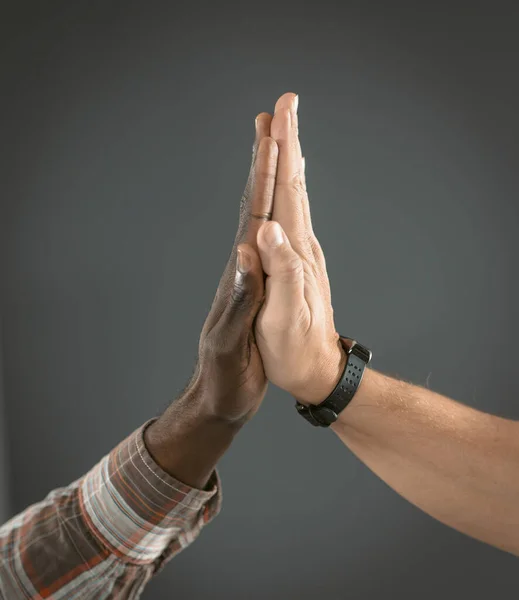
[{"xmin": 295, "ymin": 336, "xmax": 372, "ymax": 427}]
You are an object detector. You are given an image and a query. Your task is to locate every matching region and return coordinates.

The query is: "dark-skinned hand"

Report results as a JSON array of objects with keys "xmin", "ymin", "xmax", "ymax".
[
  {"xmin": 144, "ymin": 112, "xmax": 278, "ymax": 487},
  {"xmin": 195, "ymin": 112, "xmax": 278, "ymax": 422}
]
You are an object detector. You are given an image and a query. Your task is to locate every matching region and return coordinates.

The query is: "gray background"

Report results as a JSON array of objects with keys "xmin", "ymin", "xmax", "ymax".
[
  {"xmin": 0, "ymin": 325, "xmax": 8, "ymax": 524},
  {"xmin": 1, "ymin": 1, "xmax": 519, "ymax": 598}
]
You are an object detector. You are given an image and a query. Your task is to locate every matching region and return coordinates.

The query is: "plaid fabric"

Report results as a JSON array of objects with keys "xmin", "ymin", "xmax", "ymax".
[{"xmin": 0, "ymin": 420, "xmax": 222, "ymax": 599}]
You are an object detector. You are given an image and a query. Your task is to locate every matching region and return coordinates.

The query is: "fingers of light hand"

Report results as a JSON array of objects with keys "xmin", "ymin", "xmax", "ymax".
[
  {"xmin": 300, "ymin": 156, "xmax": 313, "ymax": 233},
  {"xmin": 271, "ymin": 104, "xmax": 302, "ymax": 185},
  {"xmin": 270, "ymin": 94, "xmax": 314, "ymax": 255},
  {"xmin": 273, "ymin": 92, "xmax": 299, "ymax": 136}
]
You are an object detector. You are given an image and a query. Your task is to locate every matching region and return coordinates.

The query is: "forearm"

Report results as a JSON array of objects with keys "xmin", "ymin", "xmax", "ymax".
[
  {"xmin": 144, "ymin": 377, "xmax": 246, "ymax": 489},
  {"xmin": 332, "ymin": 368, "xmax": 519, "ymax": 556}
]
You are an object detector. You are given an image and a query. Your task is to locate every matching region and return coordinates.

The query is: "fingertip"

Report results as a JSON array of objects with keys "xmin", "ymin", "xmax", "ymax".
[
  {"xmin": 256, "ymin": 220, "xmax": 271, "ymax": 249},
  {"xmin": 258, "ymin": 220, "xmax": 287, "ymax": 251},
  {"xmin": 256, "ymin": 222, "xmax": 273, "ymax": 262},
  {"xmin": 256, "ymin": 111, "xmax": 272, "ymax": 123},
  {"xmin": 255, "ymin": 112, "xmax": 272, "ymax": 138},
  {"xmin": 236, "ymin": 246, "xmax": 252, "ymax": 274},
  {"xmin": 270, "ymin": 108, "xmax": 291, "ymax": 143},
  {"xmin": 236, "ymin": 243, "xmax": 262, "ymax": 275},
  {"xmin": 236, "ymin": 241, "xmax": 254, "ymax": 254},
  {"xmin": 274, "ymin": 92, "xmax": 298, "ymax": 114},
  {"xmin": 232, "ymin": 244, "xmax": 264, "ymax": 311}
]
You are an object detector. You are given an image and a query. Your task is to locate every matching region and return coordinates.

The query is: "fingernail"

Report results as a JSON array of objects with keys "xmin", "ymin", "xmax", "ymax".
[
  {"xmin": 236, "ymin": 248, "xmax": 251, "ymax": 273},
  {"xmin": 293, "ymin": 94, "xmax": 299, "ymax": 113},
  {"xmin": 265, "ymin": 222, "xmax": 284, "ymax": 247}
]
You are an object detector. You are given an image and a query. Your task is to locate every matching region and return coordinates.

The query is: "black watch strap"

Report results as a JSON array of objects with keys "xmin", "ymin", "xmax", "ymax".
[{"xmin": 295, "ymin": 336, "xmax": 372, "ymax": 427}]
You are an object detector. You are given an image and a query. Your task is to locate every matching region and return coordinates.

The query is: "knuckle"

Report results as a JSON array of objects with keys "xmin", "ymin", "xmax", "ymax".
[
  {"xmin": 240, "ymin": 189, "xmax": 251, "ymax": 212},
  {"xmin": 309, "ymin": 234, "xmax": 321, "ymax": 253},
  {"xmin": 276, "ymin": 172, "xmax": 306, "ymax": 196},
  {"xmin": 277, "ymin": 254, "xmax": 304, "ymax": 282},
  {"xmin": 203, "ymin": 327, "xmax": 239, "ymax": 363},
  {"xmin": 254, "ymin": 170, "xmax": 276, "ymax": 192},
  {"xmin": 285, "ymin": 254, "xmax": 304, "ymax": 273},
  {"xmin": 290, "ymin": 303, "xmax": 310, "ymax": 332},
  {"xmin": 255, "ymin": 142, "xmax": 278, "ymax": 182},
  {"xmin": 309, "ymin": 235, "xmax": 325, "ymax": 263},
  {"xmin": 289, "ymin": 173, "xmax": 306, "ymax": 196}
]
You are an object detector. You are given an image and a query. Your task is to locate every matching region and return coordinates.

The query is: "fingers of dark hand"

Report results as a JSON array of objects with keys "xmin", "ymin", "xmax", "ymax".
[
  {"xmin": 255, "ymin": 112, "xmax": 272, "ymax": 145},
  {"xmin": 214, "ymin": 136, "xmax": 278, "ymax": 313},
  {"xmin": 238, "ymin": 136, "xmax": 278, "ymax": 248},
  {"xmin": 241, "ymin": 112, "xmax": 273, "ymax": 216},
  {"xmin": 203, "ymin": 118, "xmax": 277, "ymax": 334},
  {"xmin": 204, "ymin": 244, "xmax": 264, "ymax": 359}
]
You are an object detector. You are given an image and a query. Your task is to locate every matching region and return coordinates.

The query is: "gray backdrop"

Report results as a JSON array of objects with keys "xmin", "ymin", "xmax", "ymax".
[
  {"xmin": 0, "ymin": 324, "xmax": 9, "ymax": 524},
  {"xmin": 2, "ymin": 1, "xmax": 519, "ymax": 598}
]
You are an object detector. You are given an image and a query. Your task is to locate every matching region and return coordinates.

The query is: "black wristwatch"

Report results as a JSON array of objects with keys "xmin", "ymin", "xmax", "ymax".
[{"xmin": 295, "ymin": 336, "xmax": 372, "ymax": 427}]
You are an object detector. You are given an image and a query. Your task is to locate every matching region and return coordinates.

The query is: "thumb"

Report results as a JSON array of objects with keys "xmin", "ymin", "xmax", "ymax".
[
  {"xmin": 215, "ymin": 243, "xmax": 265, "ymax": 347},
  {"xmin": 257, "ymin": 221, "xmax": 305, "ymax": 321}
]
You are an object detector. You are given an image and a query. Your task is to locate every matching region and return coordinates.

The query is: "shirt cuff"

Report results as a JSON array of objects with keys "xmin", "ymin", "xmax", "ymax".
[{"xmin": 79, "ymin": 419, "xmax": 222, "ymax": 565}]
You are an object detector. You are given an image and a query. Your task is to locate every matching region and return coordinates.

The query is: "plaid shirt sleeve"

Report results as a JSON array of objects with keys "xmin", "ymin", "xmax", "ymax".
[{"xmin": 0, "ymin": 420, "xmax": 222, "ymax": 599}]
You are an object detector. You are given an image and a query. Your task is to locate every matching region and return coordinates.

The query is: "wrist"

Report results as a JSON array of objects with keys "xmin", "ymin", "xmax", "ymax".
[
  {"xmin": 330, "ymin": 367, "xmax": 386, "ymax": 431},
  {"xmin": 294, "ymin": 340, "xmax": 347, "ymax": 406},
  {"xmin": 145, "ymin": 383, "xmax": 245, "ymax": 489}
]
